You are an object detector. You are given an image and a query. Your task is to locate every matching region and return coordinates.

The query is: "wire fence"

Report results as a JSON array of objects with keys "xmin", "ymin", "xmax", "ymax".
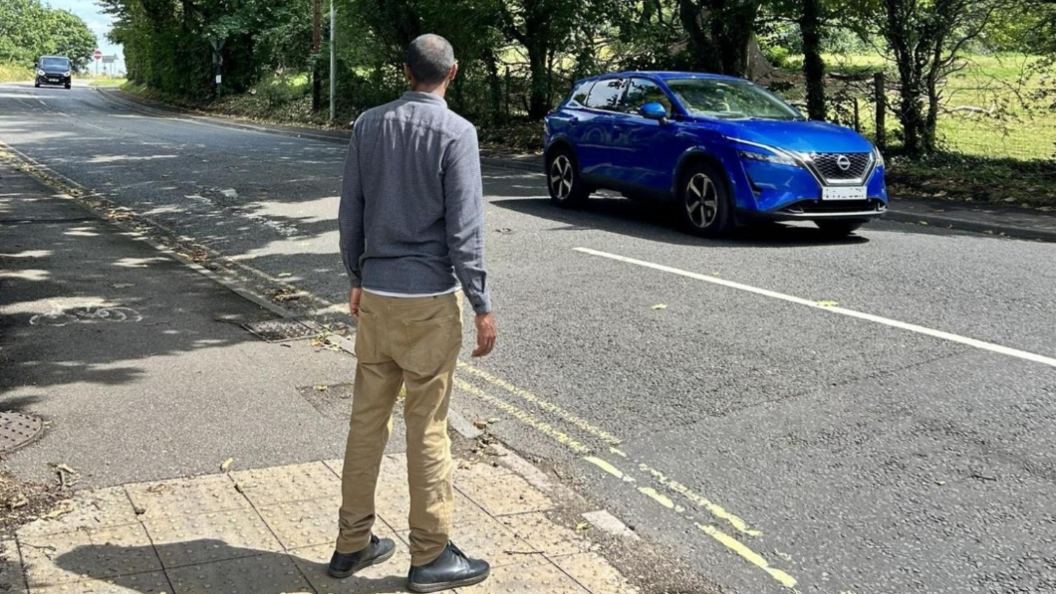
[{"xmin": 808, "ymin": 70, "xmax": 1056, "ymax": 161}]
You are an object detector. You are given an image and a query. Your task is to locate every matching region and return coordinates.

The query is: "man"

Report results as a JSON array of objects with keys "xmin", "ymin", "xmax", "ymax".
[{"xmin": 332, "ymin": 34, "xmax": 497, "ymax": 593}]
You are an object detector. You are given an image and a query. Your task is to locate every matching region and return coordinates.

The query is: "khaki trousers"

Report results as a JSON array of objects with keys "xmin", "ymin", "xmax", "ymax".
[{"xmin": 337, "ymin": 291, "xmax": 462, "ymax": 566}]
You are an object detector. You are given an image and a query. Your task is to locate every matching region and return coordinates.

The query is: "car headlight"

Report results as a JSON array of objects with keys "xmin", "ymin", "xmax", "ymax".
[
  {"xmin": 738, "ymin": 149, "xmax": 798, "ymax": 167},
  {"xmin": 64, "ymin": 71, "xmax": 71, "ymax": 77},
  {"xmin": 37, "ymin": 69, "xmax": 46, "ymax": 76},
  {"xmin": 873, "ymin": 145, "xmax": 885, "ymax": 168}
]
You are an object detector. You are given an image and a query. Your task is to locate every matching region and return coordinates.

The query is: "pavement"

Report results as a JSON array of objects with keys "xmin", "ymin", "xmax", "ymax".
[
  {"xmin": 0, "ymin": 160, "xmax": 642, "ymax": 594},
  {"xmin": 3, "ymin": 81, "xmax": 1056, "ymax": 594}
]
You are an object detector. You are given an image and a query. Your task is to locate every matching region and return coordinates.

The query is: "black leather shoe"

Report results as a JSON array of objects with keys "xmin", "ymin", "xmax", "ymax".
[
  {"xmin": 407, "ymin": 542, "xmax": 490, "ymax": 593},
  {"xmin": 328, "ymin": 535, "xmax": 396, "ymax": 578}
]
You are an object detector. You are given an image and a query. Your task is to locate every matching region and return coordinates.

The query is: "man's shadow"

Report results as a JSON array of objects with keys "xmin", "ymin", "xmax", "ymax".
[{"xmin": 54, "ymin": 540, "xmax": 411, "ymax": 593}]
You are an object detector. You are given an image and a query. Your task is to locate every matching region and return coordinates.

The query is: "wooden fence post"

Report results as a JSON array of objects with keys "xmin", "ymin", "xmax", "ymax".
[{"xmin": 874, "ymin": 72, "xmax": 886, "ymax": 151}]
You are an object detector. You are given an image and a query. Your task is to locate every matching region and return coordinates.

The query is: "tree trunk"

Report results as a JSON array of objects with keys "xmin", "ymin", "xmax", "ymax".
[
  {"xmin": 484, "ymin": 51, "xmax": 503, "ymax": 124},
  {"xmin": 800, "ymin": 0, "xmax": 826, "ymax": 120},
  {"xmin": 311, "ymin": 0, "xmax": 321, "ymax": 111},
  {"xmin": 678, "ymin": 0, "xmax": 722, "ymax": 73},
  {"xmin": 527, "ymin": 44, "xmax": 550, "ymax": 120}
]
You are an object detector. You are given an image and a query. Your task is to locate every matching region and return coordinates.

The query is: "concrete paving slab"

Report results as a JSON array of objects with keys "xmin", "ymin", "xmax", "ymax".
[
  {"xmin": 498, "ymin": 512, "xmax": 594, "ymax": 558},
  {"xmin": 20, "ymin": 523, "xmax": 157, "ymax": 586},
  {"xmin": 551, "ymin": 553, "xmax": 640, "ymax": 594},
  {"xmin": 144, "ymin": 509, "xmax": 281, "ymax": 569},
  {"xmin": 166, "ymin": 554, "xmax": 312, "ymax": 594},
  {"xmin": 31, "ymin": 571, "xmax": 173, "ymax": 594},
  {"xmin": 0, "ymin": 539, "xmax": 27, "ymax": 593},
  {"xmin": 456, "ymin": 557, "xmax": 588, "ymax": 594},
  {"xmin": 456, "ymin": 473, "xmax": 553, "ymax": 517},
  {"xmin": 229, "ymin": 461, "xmax": 340, "ymax": 507},
  {"xmin": 255, "ymin": 495, "xmax": 341, "ymax": 550},
  {"xmin": 16, "ymin": 488, "xmax": 139, "ymax": 538},
  {"xmin": 124, "ymin": 475, "xmax": 247, "ymax": 520}
]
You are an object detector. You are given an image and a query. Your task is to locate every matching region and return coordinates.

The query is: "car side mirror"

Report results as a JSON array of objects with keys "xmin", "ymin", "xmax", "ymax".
[{"xmin": 639, "ymin": 102, "xmax": 668, "ymax": 122}]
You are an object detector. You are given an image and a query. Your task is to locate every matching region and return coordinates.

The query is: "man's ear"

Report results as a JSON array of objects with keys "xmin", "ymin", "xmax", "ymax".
[
  {"xmin": 447, "ymin": 62, "xmax": 459, "ymax": 83},
  {"xmin": 404, "ymin": 64, "xmax": 414, "ymax": 85}
]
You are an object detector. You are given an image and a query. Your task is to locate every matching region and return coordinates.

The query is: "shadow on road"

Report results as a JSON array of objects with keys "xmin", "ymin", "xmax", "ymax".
[{"xmin": 491, "ymin": 195, "xmax": 874, "ymax": 248}]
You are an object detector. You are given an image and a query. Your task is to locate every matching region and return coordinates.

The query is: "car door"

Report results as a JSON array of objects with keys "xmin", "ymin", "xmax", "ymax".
[
  {"xmin": 575, "ymin": 77, "xmax": 627, "ymax": 183},
  {"xmin": 609, "ymin": 78, "xmax": 678, "ymax": 193}
]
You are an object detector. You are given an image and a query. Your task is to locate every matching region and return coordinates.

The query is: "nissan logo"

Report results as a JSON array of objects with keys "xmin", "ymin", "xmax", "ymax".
[{"xmin": 836, "ymin": 155, "xmax": 852, "ymax": 171}]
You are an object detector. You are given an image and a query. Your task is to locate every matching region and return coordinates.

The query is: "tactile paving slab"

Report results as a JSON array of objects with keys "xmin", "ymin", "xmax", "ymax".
[
  {"xmin": 31, "ymin": 571, "xmax": 173, "ymax": 594},
  {"xmin": 456, "ymin": 472, "xmax": 553, "ymax": 517},
  {"xmin": 499, "ymin": 512, "xmax": 594, "ymax": 558},
  {"xmin": 230, "ymin": 462, "xmax": 340, "ymax": 507},
  {"xmin": 166, "ymin": 553, "xmax": 312, "ymax": 594},
  {"xmin": 457, "ymin": 557, "xmax": 589, "ymax": 594},
  {"xmin": 551, "ymin": 552, "xmax": 641, "ymax": 594},
  {"xmin": 403, "ymin": 516, "xmax": 537, "ymax": 568},
  {"xmin": 144, "ymin": 509, "xmax": 282, "ymax": 569},
  {"xmin": 256, "ymin": 496, "xmax": 340, "ymax": 550},
  {"xmin": 289, "ymin": 524, "xmax": 410, "ymax": 594},
  {"xmin": 125, "ymin": 475, "xmax": 247, "ymax": 519},
  {"xmin": 0, "ymin": 412, "xmax": 44, "ymax": 454},
  {"xmin": 20, "ymin": 523, "xmax": 158, "ymax": 587}
]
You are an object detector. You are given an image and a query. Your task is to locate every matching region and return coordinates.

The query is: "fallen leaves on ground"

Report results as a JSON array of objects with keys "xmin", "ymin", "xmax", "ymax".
[{"xmin": 220, "ymin": 458, "xmax": 234, "ymax": 472}]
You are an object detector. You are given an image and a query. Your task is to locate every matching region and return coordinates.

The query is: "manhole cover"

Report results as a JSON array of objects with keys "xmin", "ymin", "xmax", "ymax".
[
  {"xmin": 0, "ymin": 412, "xmax": 44, "ymax": 454},
  {"xmin": 241, "ymin": 318, "xmax": 315, "ymax": 342}
]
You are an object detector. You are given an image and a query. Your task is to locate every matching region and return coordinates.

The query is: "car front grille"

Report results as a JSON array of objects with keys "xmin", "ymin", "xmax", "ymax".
[{"xmin": 811, "ymin": 152, "xmax": 873, "ymax": 183}]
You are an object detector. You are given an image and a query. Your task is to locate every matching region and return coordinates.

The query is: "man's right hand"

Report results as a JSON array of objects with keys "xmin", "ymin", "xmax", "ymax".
[{"xmin": 473, "ymin": 313, "xmax": 497, "ymax": 357}]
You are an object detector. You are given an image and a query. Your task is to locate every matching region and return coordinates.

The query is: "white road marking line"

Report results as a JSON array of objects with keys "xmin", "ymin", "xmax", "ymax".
[{"xmin": 575, "ymin": 247, "xmax": 1056, "ymax": 369}]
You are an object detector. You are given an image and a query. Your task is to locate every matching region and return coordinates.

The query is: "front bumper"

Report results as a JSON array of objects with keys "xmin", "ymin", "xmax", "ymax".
[
  {"xmin": 735, "ymin": 158, "xmax": 887, "ymax": 221},
  {"xmin": 36, "ymin": 74, "xmax": 70, "ymax": 85}
]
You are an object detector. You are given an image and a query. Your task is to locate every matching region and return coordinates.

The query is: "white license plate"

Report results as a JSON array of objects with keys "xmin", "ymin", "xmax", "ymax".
[{"xmin": 821, "ymin": 186, "xmax": 867, "ymax": 201}]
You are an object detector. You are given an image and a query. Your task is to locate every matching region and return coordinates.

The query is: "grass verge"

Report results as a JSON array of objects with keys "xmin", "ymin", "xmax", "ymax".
[
  {"xmin": 89, "ymin": 77, "xmax": 127, "ymax": 87},
  {"xmin": 0, "ymin": 63, "xmax": 31, "ymax": 83},
  {"xmin": 886, "ymin": 153, "xmax": 1056, "ymax": 210}
]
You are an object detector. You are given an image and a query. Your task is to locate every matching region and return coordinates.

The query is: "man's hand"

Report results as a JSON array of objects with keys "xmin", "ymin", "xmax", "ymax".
[
  {"xmin": 349, "ymin": 287, "xmax": 362, "ymax": 322},
  {"xmin": 473, "ymin": 313, "xmax": 497, "ymax": 357}
]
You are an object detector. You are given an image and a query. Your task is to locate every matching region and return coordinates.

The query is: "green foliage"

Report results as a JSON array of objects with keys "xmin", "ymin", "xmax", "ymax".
[
  {"xmin": 0, "ymin": 63, "xmax": 32, "ymax": 82},
  {"xmin": 0, "ymin": 0, "xmax": 97, "ymax": 70}
]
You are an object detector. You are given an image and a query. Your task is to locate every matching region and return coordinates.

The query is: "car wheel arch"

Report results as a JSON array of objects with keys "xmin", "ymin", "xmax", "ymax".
[{"xmin": 672, "ymin": 150, "xmax": 730, "ymax": 197}]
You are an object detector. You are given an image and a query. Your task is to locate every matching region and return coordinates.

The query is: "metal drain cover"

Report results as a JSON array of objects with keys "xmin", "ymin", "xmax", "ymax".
[
  {"xmin": 241, "ymin": 318, "xmax": 315, "ymax": 342},
  {"xmin": 0, "ymin": 412, "xmax": 44, "ymax": 454}
]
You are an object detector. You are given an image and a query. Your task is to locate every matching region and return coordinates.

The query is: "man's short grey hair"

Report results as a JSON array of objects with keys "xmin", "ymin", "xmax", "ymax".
[{"xmin": 406, "ymin": 34, "xmax": 455, "ymax": 85}]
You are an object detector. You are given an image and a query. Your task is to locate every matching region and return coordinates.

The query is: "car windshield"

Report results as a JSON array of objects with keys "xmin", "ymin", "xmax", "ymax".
[
  {"xmin": 41, "ymin": 57, "xmax": 69, "ymax": 70},
  {"xmin": 666, "ymin": 78, "xmax": 800, "ymax": 121}
]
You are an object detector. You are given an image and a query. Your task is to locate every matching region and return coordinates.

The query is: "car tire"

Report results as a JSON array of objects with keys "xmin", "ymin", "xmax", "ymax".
[
  {"xmin": 815, "ymin": 220, "xmax": 866, "ymax": 237},
  {"xmin": 677, "ymin": 161, "xmax": 733, "ymax": 237},
  {"xmin": 34, "ymin": 82, "xmax": 41, "ymax": 88},
  {"xmin": 65, "ymin": 83, "xmax": 71, "ymax": 89},
  {"xmin": 546, "ymin": 146, "xmax": 589, "ymax": 209}
]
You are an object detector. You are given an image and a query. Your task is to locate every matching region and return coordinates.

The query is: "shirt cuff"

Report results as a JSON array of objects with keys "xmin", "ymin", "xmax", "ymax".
[{"xmin": 468, "ymin": 292, "xmax": 492, "ymax": 315}]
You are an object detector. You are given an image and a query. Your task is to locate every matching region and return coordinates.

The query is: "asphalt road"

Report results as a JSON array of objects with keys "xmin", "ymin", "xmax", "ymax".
[{"xmin": 3, "ymin": 82, "xmax": 1056, "ymax": 594}]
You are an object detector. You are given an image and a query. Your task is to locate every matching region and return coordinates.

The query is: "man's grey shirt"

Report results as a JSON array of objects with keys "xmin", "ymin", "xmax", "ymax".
[{"xmin": 339, "ymin": 91, "xmax": 491, "ymax": 314}]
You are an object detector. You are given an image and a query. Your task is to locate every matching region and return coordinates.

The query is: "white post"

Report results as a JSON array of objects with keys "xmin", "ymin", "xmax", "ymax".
[{"xmin": 329, "ymin": 0, "xmax": 336, "ymax": 123}]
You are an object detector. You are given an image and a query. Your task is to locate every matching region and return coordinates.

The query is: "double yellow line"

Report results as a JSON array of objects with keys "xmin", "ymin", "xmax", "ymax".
[{"xmin": 456, "ymin": 360, "xmax": 799, "ymax": 590}]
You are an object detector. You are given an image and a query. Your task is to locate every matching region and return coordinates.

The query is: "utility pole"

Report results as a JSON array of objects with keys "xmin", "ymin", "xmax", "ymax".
[
  {"xmin": 311, "ymin": 0, "xmax": 321, "ymax": 111},
  {"xmin": 329, "ymin": 0, "xmax": 335, "ymax": 122},
  {"xmin": 210, "ymin": 37, "xmax": 225, "ymax": 100}
]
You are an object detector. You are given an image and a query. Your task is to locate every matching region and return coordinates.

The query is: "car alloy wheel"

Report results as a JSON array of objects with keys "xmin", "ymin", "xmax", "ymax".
[
  {"xmin": 685, "ymin": 172, "xmax": 719, "ymax": 229},
  {"xmin": 550, "ymin": 155, "xmax": 574, "ymax": 201}
]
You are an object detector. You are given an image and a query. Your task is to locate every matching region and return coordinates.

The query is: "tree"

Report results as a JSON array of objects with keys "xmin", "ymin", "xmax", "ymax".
[
  {"xmin": 677, "ymin": 0, "xmax": 764, "ymax": 76},
  {"xmin": 0, "ymin": 0, "xmax": 96, "ymax": 70},
  {"xmin": 798, "ymin": 0, "xmax": 826, "ymax": 120},
  {"xmin": 870, "ymin": 0, "xmax": 1010, "ymax": 156}
]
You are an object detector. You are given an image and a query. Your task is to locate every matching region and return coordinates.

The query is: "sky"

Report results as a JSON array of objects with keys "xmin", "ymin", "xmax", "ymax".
[{"xmin": 49, "ymin": 0, "xmax": 125, "ymax": 74}]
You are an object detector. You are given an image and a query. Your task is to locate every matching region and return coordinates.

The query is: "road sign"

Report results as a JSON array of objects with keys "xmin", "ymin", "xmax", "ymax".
[
  {"xmin": 101, "ymin": 55, "xmax": 116, "ymax": 65},
  {"xmin": 92, "ymin": 49, "xmax": 102, "ymax": 61}
]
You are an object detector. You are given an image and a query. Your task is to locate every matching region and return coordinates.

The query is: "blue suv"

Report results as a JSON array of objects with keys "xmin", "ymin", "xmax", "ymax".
[{"xmin": 543, "ymin": 72, "xmax": 887, "ymax": 237}]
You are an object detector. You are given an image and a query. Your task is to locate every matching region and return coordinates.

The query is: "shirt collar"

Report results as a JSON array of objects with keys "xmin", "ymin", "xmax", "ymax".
[{"xmin": 401, "ymin": 91, "xmax": 447, "ymax": 107}]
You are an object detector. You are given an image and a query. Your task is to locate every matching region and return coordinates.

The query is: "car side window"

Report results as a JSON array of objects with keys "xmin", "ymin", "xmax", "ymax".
[
  {"xmin": 570, "ymin": 81, "xmax": 594, "ymax": 106},
  {"xmin": 585, "ymin": 78, "xmax": 627, "ymax": 112},
  {"xmin": 622, "ymin": 78, "xmax": 672, "ymax": 116}
]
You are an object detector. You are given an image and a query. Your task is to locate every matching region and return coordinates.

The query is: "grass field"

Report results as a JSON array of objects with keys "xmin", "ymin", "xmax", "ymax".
[{"xmin": 798, "ymin": 53, "xmax": 1056, "ymax": 161}]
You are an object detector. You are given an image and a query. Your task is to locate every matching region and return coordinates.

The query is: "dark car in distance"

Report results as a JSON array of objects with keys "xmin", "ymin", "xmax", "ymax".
[{"xmin": 35, "ymin": 56, "xmax": 72, "ymax": 89}]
